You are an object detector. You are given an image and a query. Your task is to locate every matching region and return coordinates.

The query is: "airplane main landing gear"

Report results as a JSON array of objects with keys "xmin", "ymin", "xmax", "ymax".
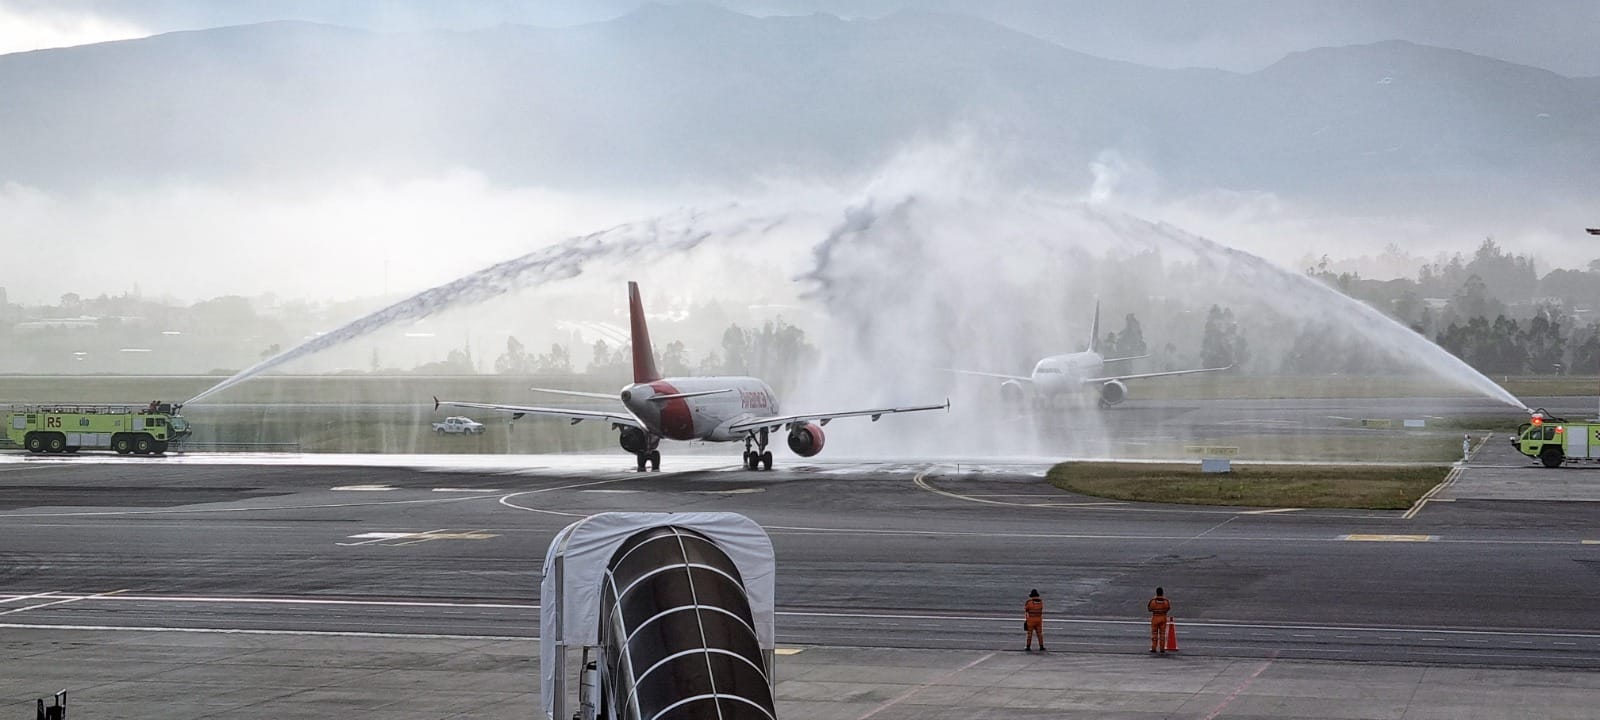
[
  {"xmin": 635, "ymin": 450, "xmax": 661, "ymax": 472},
  {"xmin": 742, "ymin": 431, "xmax": 773, "ymax": 471}
]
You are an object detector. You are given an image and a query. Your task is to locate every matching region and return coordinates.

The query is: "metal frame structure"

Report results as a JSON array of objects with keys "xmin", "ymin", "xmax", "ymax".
[{"xmin": 541, "ymin": 512, "xmax": 776, "ymax": 720}]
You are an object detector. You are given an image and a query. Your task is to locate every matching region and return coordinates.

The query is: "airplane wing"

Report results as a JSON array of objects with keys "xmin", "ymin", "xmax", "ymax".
[
  {"xmin": 529, "ymin": 387, "xmax": 622, "ymax": 401},
  {"xmin": 937, "ymin": 368, "xmax": 1033, "ymax": 382},
  {"xmin": 434, "ymin": 397, "xmax": 643, "ymax": 429},
  {"xmin": 1081, "ymin": 366, "xmax": 1231, "ymax": 384},
  {"xmin": 727, "ymin": 400, "xmax": 949, "ymax": 434},
  {"xmin": 1101, "ymin": 353, "xmax": 1151, "ymax": 363}
]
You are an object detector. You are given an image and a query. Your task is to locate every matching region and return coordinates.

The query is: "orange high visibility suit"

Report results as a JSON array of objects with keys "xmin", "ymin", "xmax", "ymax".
[
  {"xmin": 1024, "ymin": 596, "xmax": 1045, "ymax": 650},
  {"xmin": 1148, "ymin": 595, "xmax": 1171, "ymax": 652}
]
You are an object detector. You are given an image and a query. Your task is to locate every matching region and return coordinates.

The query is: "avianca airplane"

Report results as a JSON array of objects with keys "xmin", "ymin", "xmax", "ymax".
[
  {"xmin": 944, "ymin": 303, "xmax": 1229, "ymax": 408},
  {"xmin": 435, "ymin": 282, "xmax": 948, "ymax": 471}
]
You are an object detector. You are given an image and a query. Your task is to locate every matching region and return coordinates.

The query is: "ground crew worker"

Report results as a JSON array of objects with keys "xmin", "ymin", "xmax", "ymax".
[
  {"xmin": 1148, "ymin": 587, "xmax": 1171, "ymax": 653},
  {"xmin": 1463, "ymin": 433, "xmax": 1472, "ymax": 462},
  {"xmin": 1024, "ymin": 589, "xmax": 1046, "ymax": 651}
]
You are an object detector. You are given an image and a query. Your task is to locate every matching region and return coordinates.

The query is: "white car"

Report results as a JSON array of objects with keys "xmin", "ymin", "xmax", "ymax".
[{"xmin": 431, "ymin": 416, "xmax": 485, "ymax": 435}]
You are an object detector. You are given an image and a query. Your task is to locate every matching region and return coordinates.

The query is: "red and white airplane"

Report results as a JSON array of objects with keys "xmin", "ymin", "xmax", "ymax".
[{"xmin": 435, "ymin": 282, "xmax": 947, "ymax": 471}]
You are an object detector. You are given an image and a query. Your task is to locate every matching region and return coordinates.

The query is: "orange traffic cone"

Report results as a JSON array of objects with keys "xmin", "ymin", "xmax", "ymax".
[{"xmin": 1166, "ymin": 621, "xmax": 1180, "ymax": 652}]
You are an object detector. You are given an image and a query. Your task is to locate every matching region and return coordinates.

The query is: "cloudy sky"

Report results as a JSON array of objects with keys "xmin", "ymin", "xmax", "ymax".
[{"xmin": 4, "ymin": 0, "xmax": 1598, "ymax": 76}]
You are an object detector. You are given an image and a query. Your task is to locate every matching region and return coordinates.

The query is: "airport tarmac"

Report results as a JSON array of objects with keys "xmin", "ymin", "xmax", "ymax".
[{"xmin": 0, "ymin": 443, "xmax": 1598, "ymax": 717}]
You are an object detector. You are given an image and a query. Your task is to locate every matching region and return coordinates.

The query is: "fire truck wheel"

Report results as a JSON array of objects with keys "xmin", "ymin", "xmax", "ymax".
[
  {"xmin": 113, "ymin": 435, "xmax": 132, "ymax": 454},
  {"xmin": 46, "ymin": 434, "xmax": 65, "ymax": 453},
  {"xmin": 25, "ymin": 434, "xmax": 43, "ymax": 453},
  {"xmin": 134, "ymin": 436, "xmax": 153, "ymax": 455}
]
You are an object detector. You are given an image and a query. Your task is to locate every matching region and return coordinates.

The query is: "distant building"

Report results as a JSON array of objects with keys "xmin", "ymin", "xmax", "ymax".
[
  {"xmin": 13, "ymin": 316, "xmax": 100, "ymax": 333},
  {"xmin": 1422, "ymin": 297, "xmax": 1450, "ymax": 310}
]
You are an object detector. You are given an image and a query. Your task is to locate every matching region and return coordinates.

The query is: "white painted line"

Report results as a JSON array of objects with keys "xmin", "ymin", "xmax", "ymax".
[
  {"xmin": 688, "ymin": 488, "xmax": 766, "ymax": 495},
  {"xmin": 1239, "ymin": 508, "xmax": 1302, "ymax": 515},
  {"xmin": 0, "ymin": 589, "xmax": 126, "ymax": 617},
  {"xmin": 579, "ymin": 489, "xmax": 641, "ymax": 494},
  {"xmin": 0, "ymin": 593, "xmax": 537, "ymax": 610},
  {"xmin": 344, "ymin": 532, "xmax": 417, "ymax": 541},
  {"xmin": 431, "ymin": 488, "xmax": 500, "ymax": 493},
  {"xmin": 0, "ymin": 491, "xmax": 500, "ymax": 519},
  {"xmin": 497, "ymin": 477, "xmax": 641, "ymax": 518},
  {"xmin": 0, "ymin": 591, "xmax": 58, "ymax": 605},
  {"xmin": 1340, "ymin": 534, "xmax": 1437, "ymax": 542},
  {"xmin": 331, "ymin": 485, "xmax": 395, "ymax": 491},
  {"xmin": 0, "ymin": 622, "xmax": 528, "ymax": 642}
]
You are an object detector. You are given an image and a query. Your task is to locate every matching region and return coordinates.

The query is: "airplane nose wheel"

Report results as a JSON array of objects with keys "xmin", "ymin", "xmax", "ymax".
[{"xmin": 743, "ymin": 436, "xmax": 774, "ymax": 471}]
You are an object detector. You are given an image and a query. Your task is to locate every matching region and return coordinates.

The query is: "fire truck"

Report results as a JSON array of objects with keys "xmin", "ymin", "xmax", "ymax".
[
  {"xmin": 1511, "ymin": 409, "xmax": 1600, "ymax": 468},
  {"xmin": 4, "ymin": 401, "xmax": 191, "ymax": 455}
]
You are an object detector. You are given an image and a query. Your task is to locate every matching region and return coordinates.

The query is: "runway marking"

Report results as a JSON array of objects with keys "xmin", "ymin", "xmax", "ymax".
[
  {"xmin": 856, "ymin": 651, "xmax": 993, "ymax": 720},
  {"xmin": 0, "ymin": 491, "xmax": 502, "ymax": 518},
  {"xmin": 580, "ymin": 489, "xmax": 641, "ymax": 494},
  {"xmin": 1238, "ymin": 508, "xmax": 1302, "ymax": 515},
  {"xmin": 339, "ymin": 532, "xmax": 417, "ymax": 545},
  {"xmin": 393, "ymin": 529, "xmax": 497, "ymax": 546},
  {"xmin": 338, "ymin": 529, "xmax": 498, "ymax": 546},
  {"xmin": 1583, "ymin": 540, "xmax": 1600, "ymax": 545},
  {"xmin": 0, "ymin": 593, "xmax": 537, "ymax": 610},
  {"xmin": 0, "ymin": 591, "xmax": 57, "ymax": 605},
  {"xmin": 432, "ymin": 488, "xmax": 500, "ymax": 493},
  {"xmin": 331, "ymin": 484, "xmax": 395, "ymax": 491},
  {"xmin": 913, "ymin": 468, "xmax": 1128, "ymax": 510},
  {"xmin": 1341, "ymin": 534, "xmax": 1437, "ymax": 542},
  {"xmin": 1404, "ymin": 458, "xmax": 1468, "ymax": 519},
  {"xmin": 0, "ymin": 622, "xmax": 526, "ymax": 642},
  {"xmin": 1202, "ymin": 652, "xmax": 1278, "ymax": 720},
  {"xmin": 497, "ymin": 476, "xmax": 641, "ymax": 517},
  {"xmin": 688, "ymin": 488, "xmax": 765, "ymax": 495},
  {"xmin": 773, "ymin": 647, "xmax": 805, "ymax": 656},
  {"xmin": 0, "ymin": 589, "xmax": 126, "ymax": 617},
  {"xmin": 762, "ymin": 524, "xmax": 1600, "ymax": 547}
]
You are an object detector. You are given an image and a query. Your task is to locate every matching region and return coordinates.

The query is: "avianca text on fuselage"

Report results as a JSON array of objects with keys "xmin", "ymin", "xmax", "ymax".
[{"xmin": 435, "ymin": 282, "xmax": 947, "ymax": 471}]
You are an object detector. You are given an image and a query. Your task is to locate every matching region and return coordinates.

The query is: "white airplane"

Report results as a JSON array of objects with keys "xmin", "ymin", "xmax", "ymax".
[
  {"xmin": 435, "ymin": 282, "xmax": 948, "ymax": 471},
  {"xmin": 944, "ymin": 303, "xmax": 1229, "ymax": 408}
]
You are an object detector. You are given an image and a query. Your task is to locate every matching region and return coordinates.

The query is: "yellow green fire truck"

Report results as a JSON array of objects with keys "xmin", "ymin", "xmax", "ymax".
[
  {"xmin": 4, "ymin": 401, "xmax": 191, "ymax": 455},
  {"xmin": 1512, "ymin": 410, "xmax": 1599, "ymax": 468}
]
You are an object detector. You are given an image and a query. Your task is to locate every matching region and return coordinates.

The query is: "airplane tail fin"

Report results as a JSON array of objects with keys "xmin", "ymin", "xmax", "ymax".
[
  {"xmin": 628, "ymin": 281, "xmax": 662, "ymax": 384},
  {"xmin": 1088, "ymin": 300, "xmax": 1101, "ymax": 354}
]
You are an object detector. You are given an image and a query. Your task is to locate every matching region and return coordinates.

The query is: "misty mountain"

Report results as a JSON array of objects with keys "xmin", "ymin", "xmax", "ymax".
[{"xmin": 2, "ymin": 3, "xmax": 1596, "ymax": 209}]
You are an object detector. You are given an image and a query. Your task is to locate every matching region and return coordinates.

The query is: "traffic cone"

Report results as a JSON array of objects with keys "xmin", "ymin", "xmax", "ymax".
[{"xmin": 1166, "ymin": 621, "xmax": 1180, "ymax": 652}]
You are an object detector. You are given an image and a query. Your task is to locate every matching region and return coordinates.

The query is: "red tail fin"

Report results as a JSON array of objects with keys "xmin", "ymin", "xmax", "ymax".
[{"xmin": 628, "ymin": 281, "xmax": 661, "ymax": 383}]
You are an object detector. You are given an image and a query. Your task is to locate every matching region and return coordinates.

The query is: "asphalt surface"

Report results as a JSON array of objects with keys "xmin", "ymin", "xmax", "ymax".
[{"xmin": 0, "ymin": 437, "xmax": 1597, "ymax": 672}]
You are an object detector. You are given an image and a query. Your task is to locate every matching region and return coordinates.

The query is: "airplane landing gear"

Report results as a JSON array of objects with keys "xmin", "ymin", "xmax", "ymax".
[
  {"xmin": 743, "ymin": 431, "xmax": 773, "ymax": 471},
  {"xmin": 636, "ymin": 450, "xmax": 661, "ymax": 472}
]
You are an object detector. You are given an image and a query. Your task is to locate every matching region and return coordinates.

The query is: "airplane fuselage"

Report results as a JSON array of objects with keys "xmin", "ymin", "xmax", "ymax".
[
  {"xmin": 620, "ymin": 376, "xmax": 780, "ymax": 442},
  {"xmin": 1029, "ymin": 351, "xmax": 1104, "ymax": 397}
]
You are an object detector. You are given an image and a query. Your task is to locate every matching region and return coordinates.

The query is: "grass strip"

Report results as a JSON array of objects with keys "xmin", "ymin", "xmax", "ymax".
[{"xmin": 1048, "ymin": 462, "xmax": 1449, "ymax": 510}]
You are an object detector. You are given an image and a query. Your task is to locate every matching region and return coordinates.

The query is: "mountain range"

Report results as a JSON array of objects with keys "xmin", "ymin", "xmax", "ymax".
[{"xmin": 2, "ymin": 3, "xmax": 1595, "ymax": 212}]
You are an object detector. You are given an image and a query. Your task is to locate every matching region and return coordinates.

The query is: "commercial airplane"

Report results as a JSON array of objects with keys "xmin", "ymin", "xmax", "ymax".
[
  {"xmin": 944, "ymin": 303, "xmax": 1229, "ymax": 408},
  {"xmin": 435, "ymin": 282, "xmax": 948, "ymax": 471}
]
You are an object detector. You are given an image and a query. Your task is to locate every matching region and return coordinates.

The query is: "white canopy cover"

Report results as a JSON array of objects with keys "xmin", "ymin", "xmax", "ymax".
[{"xmin": 539, "ymin": 512, "xmax": 777, "ymax": 719}]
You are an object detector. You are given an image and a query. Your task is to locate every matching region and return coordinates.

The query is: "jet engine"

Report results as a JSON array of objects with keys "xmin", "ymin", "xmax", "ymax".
[
  {"xmin": 999, "ymin": 380, "xmax": 1028, "ymax": 405},
  {"xmin": 618, "ymin": 426, "xmax": 659, "ymax": 454},
  {"xmin": 1099, "ymin": 380, "xmax": 1128, "ymax": 407},
  {"xmin": 787, "ymin": 423, "xmax": 826, "ymax": 457}
]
